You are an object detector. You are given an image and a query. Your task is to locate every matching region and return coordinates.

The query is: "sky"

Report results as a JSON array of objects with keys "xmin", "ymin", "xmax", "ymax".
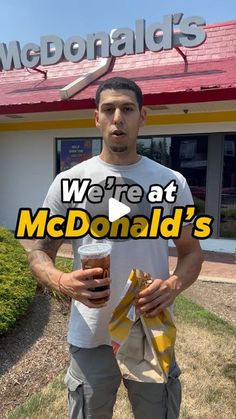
[{"xmin": 1, "ymin": 0, "xmax": 236, "ymax": 45}]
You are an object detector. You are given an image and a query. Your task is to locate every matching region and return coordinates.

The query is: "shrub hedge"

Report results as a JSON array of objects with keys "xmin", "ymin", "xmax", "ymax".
[{"xmin": 0, "ymin": 227, "xmax": 37, "ymax": 335}]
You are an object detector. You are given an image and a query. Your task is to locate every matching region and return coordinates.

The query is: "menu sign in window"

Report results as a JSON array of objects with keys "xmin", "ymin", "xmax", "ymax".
[{"xmin": 60, "ymin": 139, "xmax": 92, "ymax": 171}]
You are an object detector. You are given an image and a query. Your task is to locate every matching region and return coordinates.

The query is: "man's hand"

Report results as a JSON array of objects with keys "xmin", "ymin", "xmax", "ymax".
[
  {"xmin": 135, "ymin": 223, "xmax": 204, "ymax": 317},
  {"xmin": 135, "ymin": 276, "xmax": 178, "ymax": 317},
  {"xmin": 28, "ymin": 238, "xmax": 111, "ymax": 309},
  {"xmin": 59, "ymin": 267, "xmax": 111, "ymax": 308}
]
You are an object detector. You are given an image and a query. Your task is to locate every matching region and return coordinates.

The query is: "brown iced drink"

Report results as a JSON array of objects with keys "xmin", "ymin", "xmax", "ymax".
[{"xmin": 78, "ymin": 243, "xmax": 112, "ymax": 304}]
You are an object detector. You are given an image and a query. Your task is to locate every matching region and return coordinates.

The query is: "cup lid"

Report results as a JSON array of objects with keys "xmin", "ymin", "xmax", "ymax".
[{"xmin": 78, "ymin": 243, "xmax": 112, "ymax": 258}]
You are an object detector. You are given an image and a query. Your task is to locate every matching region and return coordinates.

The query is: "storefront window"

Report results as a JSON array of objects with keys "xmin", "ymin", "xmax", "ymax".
[
  {"xmin": 56, "ymin": 138, "xmax": 101, "ymax": 173},
  {"xmin": 137, "ymin": 135, "xmax": 208, "ymax": 214},
  {"xmin": 220, "ymin": 135, "xmax": 236, "ymax": 238},
  {"xmin": 137, "ymin": 137, "xmax": 170, "ymax": 166}
]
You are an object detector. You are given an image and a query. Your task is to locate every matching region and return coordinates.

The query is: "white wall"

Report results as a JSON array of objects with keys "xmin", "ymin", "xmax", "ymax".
[
  {"xmin": 0, "ymin": 131, "xmax": 52, "ymax": 230},
  {"xmin": 0, "ymin": 127, "xmax": 98, "ymax": 230}
]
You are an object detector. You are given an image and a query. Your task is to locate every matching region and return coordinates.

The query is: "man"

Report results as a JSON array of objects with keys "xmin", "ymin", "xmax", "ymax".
[{"xmin": 28, "ymin": 77, "xmax": 203, "ymax": 419}]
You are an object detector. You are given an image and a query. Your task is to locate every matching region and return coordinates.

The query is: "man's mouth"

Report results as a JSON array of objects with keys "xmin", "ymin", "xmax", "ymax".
[{"xmin": 111, "ymin": 130, "xmax": 126, "ymax": 137}]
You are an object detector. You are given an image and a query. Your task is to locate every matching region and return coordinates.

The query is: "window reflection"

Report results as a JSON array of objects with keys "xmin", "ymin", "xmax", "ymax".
[
  {"xmin": 137, "ymin": 135, "xmax": 208, "ymax": 214},
  {"xmin": 137, "ymin": 137, "xmax": 170, "ymax": 166},
  {"xmin": 220, "ymin": 135, "xmax": 236, "ymax": 238}
]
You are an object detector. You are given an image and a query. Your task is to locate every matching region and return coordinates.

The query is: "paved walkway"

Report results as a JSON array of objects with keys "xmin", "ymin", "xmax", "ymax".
[{"xmin": 20, "ymin": 239, "xmax": 236, "ymax": 284}]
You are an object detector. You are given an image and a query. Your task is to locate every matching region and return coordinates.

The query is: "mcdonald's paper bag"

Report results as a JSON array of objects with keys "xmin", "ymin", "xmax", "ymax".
[{"xmin": 109, "ymin": 269, "xmax": 176, "ymax": 383}]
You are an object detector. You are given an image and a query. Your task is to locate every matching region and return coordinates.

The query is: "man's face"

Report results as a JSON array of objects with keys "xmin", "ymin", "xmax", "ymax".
[{"xmin": 95, "ymin": 89, "xmax": 146, "ymax": 158}]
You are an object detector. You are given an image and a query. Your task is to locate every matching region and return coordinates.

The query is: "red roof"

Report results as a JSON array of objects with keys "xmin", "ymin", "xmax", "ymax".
[{"xmin": 0, "ymin": 21, "xmax": 236, "ymax": 114}]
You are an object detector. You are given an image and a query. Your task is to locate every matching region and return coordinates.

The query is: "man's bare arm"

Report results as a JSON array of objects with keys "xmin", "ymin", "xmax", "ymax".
[
  {"xmin": 171, "ymin": 223, "xmax": 204, "ymax": 293},
  {"xmin": 28, "ymin": 237, "xmax": 65, "ymax": 292},
  {"xmin": 28, "ymin": 238, "xmax": 111, "ymax": 308}
]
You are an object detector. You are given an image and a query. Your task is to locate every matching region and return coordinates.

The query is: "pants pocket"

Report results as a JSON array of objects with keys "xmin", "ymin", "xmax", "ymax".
[
  {"xmin": 65, "ymin": 369, "xmax": 121, "ymax": 419},
  {"xmin": 165, "ymin": 364, "xmax": 182, "ymax": 419},
  {"xmin": 64, "ymin": 370, "xmax": 85, "ymax": 419},
  {"xmin": 84, "ymin": 378, "xmax": 121, "ymax": 418},
  {"xmin": 123, "ymin": 379, "xmax": 166, "ymax": 419}
]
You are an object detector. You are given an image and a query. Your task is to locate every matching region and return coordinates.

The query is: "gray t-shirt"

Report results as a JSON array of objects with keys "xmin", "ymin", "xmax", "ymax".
[{"xmin": 43, "ymin": 155, "xmax": 193, "ymax": 348}]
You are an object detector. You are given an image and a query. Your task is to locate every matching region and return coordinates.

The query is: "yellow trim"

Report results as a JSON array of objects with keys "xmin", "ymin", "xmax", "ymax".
[
  {"xmin": 0, "ymin": 111, "xmax": 236, "ymax": 132},
  {"xmin": 146, "ymin": 111, "xmax": 236, "ymax": 125},
  {"xmin": 0, "ymin": 118, "xmax": 94, "ymax": 131}
]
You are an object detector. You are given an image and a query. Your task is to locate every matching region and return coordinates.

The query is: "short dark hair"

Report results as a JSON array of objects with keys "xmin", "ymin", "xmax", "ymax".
[{"xmin": 95, "ymin": 77, "xmax": 143, "ymax": 110}]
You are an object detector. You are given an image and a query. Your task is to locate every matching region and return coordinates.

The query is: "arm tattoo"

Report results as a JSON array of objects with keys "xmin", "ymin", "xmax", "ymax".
[
  {"xmin": 28, "ymin": 237, "xmax": 64, "ymax": 289},
  {"xmin": 30, "ymin": 237, "xmax": 64, "ymax": 260},
  {"xmin": 28, "ymin": 250, "xmax": 52, "ymax": 264}
]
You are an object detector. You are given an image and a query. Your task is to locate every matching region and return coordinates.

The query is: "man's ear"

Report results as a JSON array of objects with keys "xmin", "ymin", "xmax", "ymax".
[
  {"xmin": 139, "ymin": 107, "xmax": 147, "ymax": 127},
  {"xmin": 94, "ymin": 109, "xmax": 100, "ymax": 128}
]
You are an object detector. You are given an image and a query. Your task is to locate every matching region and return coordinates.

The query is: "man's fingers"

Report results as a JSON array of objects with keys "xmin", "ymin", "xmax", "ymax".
[
  {"xmin": 83, "ymin": 288, "xmax": 110, "ymax": 300},
  {"xmin": 73, "ymin": 267, "xmax": 104, "ymax": 279},
  {"xmin": 138, "ymin": 298, "xmax": 159, "ymax": 314},
  {"xmin": 143, "ymin": 308, "xmax": 161, "ymax": 317},
  {"xmin": 143, "ymin": 293, "xmax": 167, "ymax": 306},
  {"xmin": 144, "ymin": 302, "xmax": 168, "ymax": 317},
  {"xmin": 138, "ymin": 279, "xmax": 164, "ymax": 297},
  {"xmin": 138, "ymin": 294, "xmax": 171, "ymax": 314},
  {"xmin": 138, "ymin": 284, "xmax": 156, "ymax": 297},
  {"xmin": 136, "ymin": 292, "xmax": 157, "ymax": 306},
  {"xmin": 136, "ymin": 285, "xmax": 166, "ymax": 305},
  {"xmin": 84, "ymin": 277, "xmax": 111, "ymax": 289},
  {"xmin": 60, "ymin": 268, "xmax": 112, "ymax": 308}
]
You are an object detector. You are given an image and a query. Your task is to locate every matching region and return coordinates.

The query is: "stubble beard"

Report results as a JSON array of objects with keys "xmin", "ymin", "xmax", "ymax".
[{"xmin": 110, "ymin": 145, "xmax": 128, "ymax": 153}]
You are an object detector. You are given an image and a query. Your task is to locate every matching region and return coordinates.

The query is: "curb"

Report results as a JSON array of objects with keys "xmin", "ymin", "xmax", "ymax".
[
  {"xmin": 168, "ymin": 272, "xmax": 236, "ymax": 285},
  {"xmin": 198, "ymin": 275, "xmax": 236, "ymax": 284}
]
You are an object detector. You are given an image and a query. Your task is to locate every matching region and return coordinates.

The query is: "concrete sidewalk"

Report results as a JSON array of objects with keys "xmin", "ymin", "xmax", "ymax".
[
  {"xmin": 20, "ymin": 239, "xmax": 236, "ymax": 284},
  {"xmin": 169, "ymin": 247, "xmax": 236, "ymax": 284}
]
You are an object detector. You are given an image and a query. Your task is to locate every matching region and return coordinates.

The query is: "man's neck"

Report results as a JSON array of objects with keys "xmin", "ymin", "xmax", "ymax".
[{"xmin": 99, "ymin": 150, "xmax": 141, "ymax": 166}]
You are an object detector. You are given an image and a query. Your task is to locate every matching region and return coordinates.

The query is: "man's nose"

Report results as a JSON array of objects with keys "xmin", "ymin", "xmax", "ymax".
[{"xmin": 113, "ymin": 108, "xmax": 123, "ymax": 124}]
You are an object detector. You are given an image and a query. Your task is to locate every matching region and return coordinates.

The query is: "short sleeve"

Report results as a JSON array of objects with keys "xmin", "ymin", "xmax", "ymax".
[
  {"xmin": 171, "ymin": 174, "xmax": 194, "ymax": 226},
  {"xmin": 42, "ymin": 174, "xmax": 68, "ymax": 217}
]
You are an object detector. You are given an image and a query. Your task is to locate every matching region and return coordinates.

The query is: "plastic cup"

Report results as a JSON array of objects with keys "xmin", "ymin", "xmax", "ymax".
[{"xmin": 78, "ymin": 243, "xmax": 112, "ymax": 304}]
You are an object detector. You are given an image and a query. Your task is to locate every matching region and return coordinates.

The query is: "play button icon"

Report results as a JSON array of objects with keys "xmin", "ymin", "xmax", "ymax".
[
  {"xmin": 86, "ymin": 176, "xmax": 152, "ymax": 242},
  {"xmin": 108, "ymin": 198, "xmax": 131, "ymax": 222}
]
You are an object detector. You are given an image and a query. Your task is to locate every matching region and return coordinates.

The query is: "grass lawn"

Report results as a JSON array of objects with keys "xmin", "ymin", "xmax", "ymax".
[{"xmin": 6, "ymin": 295, "xmax": 236, "ymax": 419}]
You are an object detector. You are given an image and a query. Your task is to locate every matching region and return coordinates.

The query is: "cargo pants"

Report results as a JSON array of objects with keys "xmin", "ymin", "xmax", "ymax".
[{"xmin": 64, "ymin": 344, "xmax": 181, "ymax": 419}]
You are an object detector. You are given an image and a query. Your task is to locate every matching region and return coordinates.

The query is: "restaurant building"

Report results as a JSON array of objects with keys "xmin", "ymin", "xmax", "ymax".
[{"xmin": 0, "ymin": 17, "xmax": 235, "ymax": 248}]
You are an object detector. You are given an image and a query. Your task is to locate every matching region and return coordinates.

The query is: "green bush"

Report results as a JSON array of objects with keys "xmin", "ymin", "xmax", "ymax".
[{"xmin": 0, "ymin": 227, "xmax": 37, "ymax": 335}]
